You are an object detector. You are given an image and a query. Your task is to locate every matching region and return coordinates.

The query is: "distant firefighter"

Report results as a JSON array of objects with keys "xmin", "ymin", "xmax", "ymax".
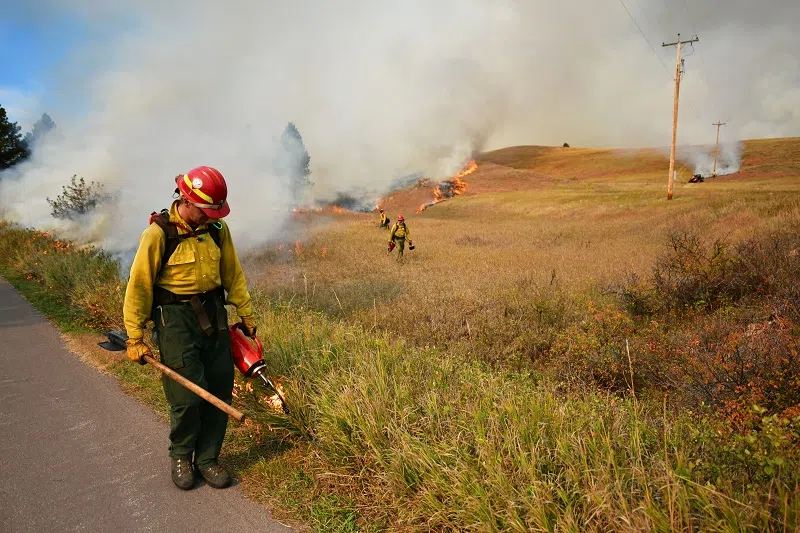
[
  {"xmin": 388, "ymin": 214, "xmax": 414, "ymax": 263},
  {"xmin": 378, "ymin": 208, "xmax": 389, "ymax": 228}
]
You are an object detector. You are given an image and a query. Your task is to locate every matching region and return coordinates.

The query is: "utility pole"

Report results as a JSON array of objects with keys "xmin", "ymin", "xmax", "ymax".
[
  {"xmin": 662, "ymin": 33, "xmax": 699, "ymax": 200},
  {"xmin": 712, "ymin": 121, "xmax": 726, "ymax": 177}
]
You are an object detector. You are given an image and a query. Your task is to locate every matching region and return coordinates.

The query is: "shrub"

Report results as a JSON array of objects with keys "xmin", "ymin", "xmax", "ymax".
[
  {"xmin": 612, "ymin": 227, "xmax": 800, "ymax": 416},
  {"xmin": 653, "ymin": 231, "xmax": 753, "ymax": 312},
  {"xmin": 674, "ymin": 307, "xmax": 800, "ymax": 422},
  {"xmin": 547, "ymin": 303, "xmax": 637, "ymax": 391},
  {"xmin": 692, "ymin": 406, "xmax": 800, "ymax": 489},
  {"xmin": 47, "ymin": 175, "xmax": 109, "ymax": 220},
  {"xmin": 619, "ymin": 229, "xmax": 800, "ymax": 316}
]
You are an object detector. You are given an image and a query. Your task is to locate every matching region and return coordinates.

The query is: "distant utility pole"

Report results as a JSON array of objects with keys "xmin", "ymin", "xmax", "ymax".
[
  {"xmin": 662, "ymin": 33, "xmax": 699, "ymax": 200},
  {"xmin": 712, "ymin": 121, "xmax": 726, "ymax": 177}
]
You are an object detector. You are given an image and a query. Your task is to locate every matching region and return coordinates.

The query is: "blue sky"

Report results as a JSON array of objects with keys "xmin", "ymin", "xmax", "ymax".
[{"xmin": 0, "ymin": 10, "xmax": 89, "ymax": 128}]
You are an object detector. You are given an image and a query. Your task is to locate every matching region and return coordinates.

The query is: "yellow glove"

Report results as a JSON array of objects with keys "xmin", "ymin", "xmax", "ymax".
[
  {"xmin": 240, "ymin": 315, "xmax": 258, "ymax": 339},
  {"xmin": 125, "ymin": 338, "xmax": 151, "ymax": 365}
]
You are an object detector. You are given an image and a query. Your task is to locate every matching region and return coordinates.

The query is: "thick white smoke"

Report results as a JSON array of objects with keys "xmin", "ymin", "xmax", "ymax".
[
  {"xmin": 679, "ymin": 142, "xmax": 744, "ymax": 177},
  {"xmin": 0, "ymin": 0, "xmax": 798, "ymax": 253}
]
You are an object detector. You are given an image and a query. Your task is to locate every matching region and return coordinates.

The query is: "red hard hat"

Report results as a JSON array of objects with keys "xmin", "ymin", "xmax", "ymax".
[
  {"xmin": 397, "ymin": 214, "xmax": 404, "ymax": 221},
  {"xmin": 176, "ymin": 166, "xmax": 230, "ymax": 218}
]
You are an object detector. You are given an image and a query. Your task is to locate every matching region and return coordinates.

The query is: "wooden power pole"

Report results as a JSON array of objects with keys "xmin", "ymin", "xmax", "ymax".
[
  {"xmin": 662, "ymin": 33, "xmax": 699, "ymax": 200},
  {"xmin": 712, "ymin": 121, "xmax": 726, "ymax": 176}
]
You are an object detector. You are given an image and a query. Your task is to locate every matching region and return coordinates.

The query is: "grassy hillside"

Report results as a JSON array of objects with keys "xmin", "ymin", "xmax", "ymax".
[
  {"xmin": 2, "ymin": 137, "xmax": 799, "ymax": 531},
  {"xmin": 250, "ymin": 138, "xmax": 800, "ymax": 365}
]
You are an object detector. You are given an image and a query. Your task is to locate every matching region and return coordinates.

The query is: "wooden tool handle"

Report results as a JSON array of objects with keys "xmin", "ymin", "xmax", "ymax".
[{"xmin": 143, "ymin": 355, "xmax": 246, "ymax": 423}]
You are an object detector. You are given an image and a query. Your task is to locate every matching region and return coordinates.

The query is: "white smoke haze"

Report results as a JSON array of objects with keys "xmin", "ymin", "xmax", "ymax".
[
  {"xmin": 678, "ymin": 142, "xmax": 744, "ymax": 177},
  {"xmin": 0, "ymin": 0, "xmax": 798, "ymax": 255}
]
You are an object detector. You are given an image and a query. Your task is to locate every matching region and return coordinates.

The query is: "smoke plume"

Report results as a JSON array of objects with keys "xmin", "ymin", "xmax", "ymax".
[
  {"xmin": 0, "ymin": 0, "xmax": 798, "ymax": 254},
  {"xmin": 678, "ymin": 142, "xmax": 744, "ymax": 177}
]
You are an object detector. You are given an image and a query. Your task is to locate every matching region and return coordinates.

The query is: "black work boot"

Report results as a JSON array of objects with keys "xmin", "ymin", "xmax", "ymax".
[
  {"xmin": 196, "ymin": 461, "xmax": 232, "ymax": 489},
  {"xmin": 171, "ymin": 456, "xmax": 195, "ymax": 490}
]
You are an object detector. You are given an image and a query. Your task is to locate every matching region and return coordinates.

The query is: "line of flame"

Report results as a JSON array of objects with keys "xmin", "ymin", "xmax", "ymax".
[{"xmin": 417, "ymin": 161, "xmax": 476, "ymax": 213}]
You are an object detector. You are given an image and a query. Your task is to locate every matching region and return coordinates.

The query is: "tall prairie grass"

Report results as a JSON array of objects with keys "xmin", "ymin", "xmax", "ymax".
[{"xmin": 2, "ymin": 139, "xmax": 800, "ymax": 530}]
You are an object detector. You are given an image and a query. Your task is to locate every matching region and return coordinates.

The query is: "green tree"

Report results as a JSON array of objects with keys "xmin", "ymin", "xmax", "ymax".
[
  {"xmin": 47, "ymin": 175, "xmax": 109, "ymax": 220},
  {"xmin": 0, "ymin": 104, "xmax": 30, "ymax": 170},
  {"xmin": 24, "ymin": 113, "xmax": 56, "ymax": 148},
  {"xmin": 275, "ymin": 122, "xmax": 312, "ymax": 203},
  {"xmin": 280, "ymin": 122, "xmax": 311, "ymax": 179}
]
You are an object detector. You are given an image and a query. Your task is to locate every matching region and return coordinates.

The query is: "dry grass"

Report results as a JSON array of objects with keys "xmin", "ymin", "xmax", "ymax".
[
  {"xmin": 245, "ymin": 138, "xmax": 800, "ymax": 363},
  {"xmin": 4, "ymin": 137, "xmax": 800, "ymax": 531}
]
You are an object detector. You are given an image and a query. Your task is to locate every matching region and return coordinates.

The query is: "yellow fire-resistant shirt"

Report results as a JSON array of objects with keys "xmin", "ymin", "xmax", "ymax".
[
  {"xmin": 123, "ymin": 200, "xmax": 253, "ymax": 341},
  {"xmin": 390, "ymin": 222, "xmax": 410, "ymax": 240}
]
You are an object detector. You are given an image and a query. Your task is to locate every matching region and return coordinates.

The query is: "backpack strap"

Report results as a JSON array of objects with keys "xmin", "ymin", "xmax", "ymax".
[
  {"xmin": 208, "ymin": 221, "xmax": 222, "ymax": 249},
  {"xmin": 150, "ymin": 210, "xmax": 181, "ymax": 269},
  {"xmin": 149, "ymin": 210, "xmax": 224, "ymax": 270}
]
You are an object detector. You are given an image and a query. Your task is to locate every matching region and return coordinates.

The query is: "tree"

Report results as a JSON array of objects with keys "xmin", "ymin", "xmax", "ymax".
[
  {"xmin": 24, "ymin": 113, "xmax": 56, "ymax": 148},
  {"xmin": 0, "ymin": 104, "xmax": 30, "ymax": 170},
  {"xmin": 47, "ymin": 175, "xmax": 109, "ymax": 220},
  {"xmin": 280, "ymin": 122, "xmax": 311, "ymax": 178},
  {"xmin": 562, "ymin": 142, "xmax": 570, "ymax": 148},
  {"xmin": 275, "ymin": 122, "xmax": 312, "ymax": 203}
]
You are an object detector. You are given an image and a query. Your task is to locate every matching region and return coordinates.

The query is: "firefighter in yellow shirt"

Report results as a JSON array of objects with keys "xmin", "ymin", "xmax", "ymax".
[
  {"xmin": 378, "ymin": 208, "xmax": 389, "ymax": 229},
  {"xmin": 388, "ymin": 214, "xmax": 414, "ymax": 262},
  {"xmin": 123, "ymin": 166, "xmax": 256, "ymax": 491}
]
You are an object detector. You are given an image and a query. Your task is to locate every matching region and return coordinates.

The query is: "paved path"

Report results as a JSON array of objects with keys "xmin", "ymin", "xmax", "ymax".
[{"xmin": 0, "ymin": 277, "xmax": 293, "ymax": 533}]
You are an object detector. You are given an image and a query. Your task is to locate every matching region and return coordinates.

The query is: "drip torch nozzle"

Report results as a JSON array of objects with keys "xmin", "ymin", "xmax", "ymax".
[{"xmin": 254, "ymin": 368, "xmax": 290, "ymax": 414}]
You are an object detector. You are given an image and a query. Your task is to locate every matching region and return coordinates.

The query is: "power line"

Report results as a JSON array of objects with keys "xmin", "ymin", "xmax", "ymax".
[
  {"xmin": 616, "ymin": 0, "xmax": 673, "ymax": 80},
  {"xmin": 626, "ymin": 0, "xmax": 709, "ymax": 132},
  {"xmin": 675, "ymin": 0, "xmax": 715, "ymax": 125},
  {"xmin": 712, "ymin": 121, "xmax": 726, "ymax": 176},
  {"xmin": 662, "ymin": 34, "xmax": 700, "ymax": 200}
]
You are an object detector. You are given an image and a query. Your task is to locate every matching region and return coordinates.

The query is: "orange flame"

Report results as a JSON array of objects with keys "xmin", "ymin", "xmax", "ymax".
[
  {"xmin": 264, "ymin": 382, "xmax": 286, "ymax": 412},
  {"xmin": 332, "ymin": 205, "xmax": 347, "ymax": 214},
  {"xmin": 294, "ymin": 241, "xmax": 303, "ymax": 256},
  {"xmin": 454, "ymin": 160, "xmax": 478, "ymax": 179},
  {"xmin": 417, "ymin": 161, "xmax": 476, "ymax": 213}
]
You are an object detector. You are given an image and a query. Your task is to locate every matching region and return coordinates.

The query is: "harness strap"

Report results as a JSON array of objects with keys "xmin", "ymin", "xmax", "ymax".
[
  {"xmin": 148, "ymin": 209, "xmax": 225, "ymax": 332},
  {"xmin": 152, "ymin": 286, "xmax": 225, "ymax": 336},
  {"xmin": 149, "ymin": 209, "xmax": 221, "ymax": 269},
  {"xmin": 189, "ymin": 295, "xmax": 215, "ymax": 336}
]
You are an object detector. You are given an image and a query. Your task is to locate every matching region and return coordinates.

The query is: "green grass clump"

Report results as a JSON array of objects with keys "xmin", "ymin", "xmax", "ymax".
[
  {"xmin": 247, "ymin": 298, "xmax": 799, "ymax": 531},
  {"xmin": 0, "ymin": 221, "xmax": 123, "ymax": 332}
]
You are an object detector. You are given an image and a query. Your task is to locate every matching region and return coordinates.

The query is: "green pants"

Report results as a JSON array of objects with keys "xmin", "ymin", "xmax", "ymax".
[
  {"xmin": 392, "ymin": 237, "xmax": 405, "ymax": 262},
  {"xmin": 154, "ymin": 295, "xmax": 233, "ymax": 466}
]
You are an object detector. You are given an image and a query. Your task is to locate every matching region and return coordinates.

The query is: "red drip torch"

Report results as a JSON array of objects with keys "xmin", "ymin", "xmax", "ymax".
[{"xmin": 230, "ymin": 323, "xmax": 289, "ymax": 414}]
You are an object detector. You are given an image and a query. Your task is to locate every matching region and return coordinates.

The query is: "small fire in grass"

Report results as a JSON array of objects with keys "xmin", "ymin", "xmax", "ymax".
[
  {"xmin": 292, "ymin": 205, "xmax": 353, "ymax": 215},
  {"xmin": 264, "ymin": 382, "xmax": 286, "ymax": 412},
  {"xmin": 417, "ymin": 160, "xmax": 477, "ymax": 213},
  {"xmin": 274, "ymin": 241, "xmax": 328, "ymax": 258},
  {"xmin": 292, "ymin": 206, "xmax": 323, "ymax": 214}
]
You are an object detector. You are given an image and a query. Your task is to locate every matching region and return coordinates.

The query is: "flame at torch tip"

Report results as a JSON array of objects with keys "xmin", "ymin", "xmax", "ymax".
[{"xmin": 264, "ymin": 382, "xmax": 286, "ymax": 412}]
